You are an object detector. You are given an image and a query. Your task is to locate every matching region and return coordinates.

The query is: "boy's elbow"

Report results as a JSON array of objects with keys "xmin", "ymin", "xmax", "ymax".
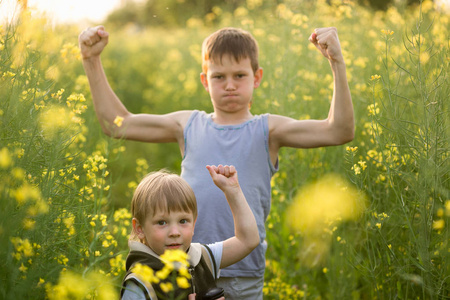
[
  {"xmin": 250, "ymin": 237, "xmax": 259, "ymax": 250},
  {"xmin": 100, "ymin": 124, "xmax": 116, "ymax": 138},
  {"xmin": 334, "ymin": 122, "xmax": 354, "ymax": 145},
  {"xmin": 242, "ymin": 238, "xmax": 259, "ymax": 256},
  {"xmin": 103, "ymin": 128, "xmax": 126, "ymax": 140},
  {"xmin": 248, "ymin": 231, "xmax": 260, "ymax": 251},
  {"xmin": 342, "ymin": 127, "xmax": 355, "ymax": 144},
  {"xmin": 99, "ymin": 116, "xmax": 128, "ymax": 139}
]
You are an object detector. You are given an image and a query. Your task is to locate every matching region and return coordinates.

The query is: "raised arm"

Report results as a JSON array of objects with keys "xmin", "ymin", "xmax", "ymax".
[
  {"xmin": 269, "ymin": 27, "xmax": 354, "ymax": 158},
  {"xmin": 206, "ymin": 165, "xmax": 259, "ymax": 269},
  {"xmin": 78, "ymin": 26, "xmax": 190, "ymax": 145}
]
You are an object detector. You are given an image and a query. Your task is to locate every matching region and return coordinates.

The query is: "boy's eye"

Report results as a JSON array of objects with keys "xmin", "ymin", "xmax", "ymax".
[
  {"xmin": 236, "ymin": 74, "xmax": 245, "ymax": 78},
  {"xmin": 180, "ymin": 219, "xmax": 188, "ymax": 224},
  {"xmin": 213, "ymin": 75, "xmax": 223, "ymax": 79},
  {"xmin": 157, "ymin": 220, "xmax": 167, "ymax": 226}
]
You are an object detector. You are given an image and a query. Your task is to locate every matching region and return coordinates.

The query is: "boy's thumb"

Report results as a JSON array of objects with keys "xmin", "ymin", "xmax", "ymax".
[
  {"xmin": 206, "ymin": 165, "xmax": 218, "ymax": 181},
  {"xmin": 98, "ymin": 29, "xmax": 109, "ymax": 38},
  {"xmin": 309, "ymin": 32, "xmax": 318, "ymax": 44}
]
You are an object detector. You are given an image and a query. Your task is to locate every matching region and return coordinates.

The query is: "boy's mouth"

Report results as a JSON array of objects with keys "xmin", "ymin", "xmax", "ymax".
[
  {"xmin": 224, "ymin": 93, "xmax": 238, "ymax": 97},
  {"xmin": 166, "ymin": 243, "xmax": 182, "ymax": 249}
]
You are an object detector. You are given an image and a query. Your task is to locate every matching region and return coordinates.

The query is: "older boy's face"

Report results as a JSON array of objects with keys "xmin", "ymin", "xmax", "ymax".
[
  {"xmin": 201, "ymin": 55, "xmax": 262, "ymax": 116},
  {"xmin": 137, "ymin": 210, "xmax": 196, "ymax": 255}
]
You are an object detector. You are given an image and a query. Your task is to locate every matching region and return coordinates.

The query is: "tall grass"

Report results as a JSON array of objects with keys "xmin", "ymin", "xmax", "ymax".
[{"xmin": 0, "ymin": 1, "xmax": 448, "ymax": 299}]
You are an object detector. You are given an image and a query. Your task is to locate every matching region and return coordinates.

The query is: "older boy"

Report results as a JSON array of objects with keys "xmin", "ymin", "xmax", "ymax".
[{"xmin": 79, "ymin": 26, "xmax": 353, "ymax": 299}]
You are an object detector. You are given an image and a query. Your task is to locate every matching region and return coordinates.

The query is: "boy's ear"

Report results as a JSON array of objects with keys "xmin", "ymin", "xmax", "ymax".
[
  {"xmin": 253, "ymin": 68, "xmax": 263, "ymax": 88},
  {"xmin": 132, "ymin": 218, "xmax": 145, "ymax": 240},
  {"xmin": 200, "ymin": 72, "xmax": 209, "ymax": 92}
]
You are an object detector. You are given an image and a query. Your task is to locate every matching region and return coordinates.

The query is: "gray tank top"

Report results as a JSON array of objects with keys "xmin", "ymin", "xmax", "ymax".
[{"xmin": 181, "ymin": 110, "xmax": 278, "ymax": 277}]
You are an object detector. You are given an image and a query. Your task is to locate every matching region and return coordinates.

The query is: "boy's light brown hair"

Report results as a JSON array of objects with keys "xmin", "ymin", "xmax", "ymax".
[
  {"xmin": 202, "ymin": 27, "xmax": 260, "ymax": 74},
  {"xmin": 130, "ymin": 170, "xmax": 197, "ymax": 241}
]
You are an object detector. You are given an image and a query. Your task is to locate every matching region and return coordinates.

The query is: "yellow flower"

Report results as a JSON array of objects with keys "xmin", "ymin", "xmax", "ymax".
[
  {"xmin": 39, "ymin": 105, "xmax": 72, "ymax": 139},
  {"xmin": 113, "ymin": 116, "xmax": 124, "ymax": 127},
  {"xmin": 352, "ymin": 164, "xmax": 361, "ymax": 175},
  {"xmin": 160, "ymin": 249, "xmax": 189, "ymax": 265},
  {"xmin": 287, "ymin": 174, "xmax": 366, "ymax": 233},
  {"xmin": 132, "ymin": 263, "xmax": 159, "ymax": 284},
  {"xmin": 19, "ymin": 263, "xmax": 28, "ymax": 273},
  {"xmin": 376, "ymin": 223, "xmax": 382, "ymax": 229},
  {"xmin": 368, "ymin": 103, "xmax": 380, "ymax": 116},
  {"xmin": 23, "ymin": 218, "xmax": 36, "ymax": 230},
  {"xmin": 370, "ymin": 74, "xmax": 381, "ymax": 81},
  {"xmin": 0, "ymin": 147, "xmax": 13, "ymax": 169},
  {"xmin": 11, "ymin": 237, "xmax": 35, "ymax": 258},
  {"xmin": 287, "ymin": 175, "xmax": 366, "ymax": 266},
  {"xmin": 176, "ymin": 276, "xmax": 190, "ymax": 289},
  {"xmin": 46, "ymin": 270, "xmax": 118, "ymax": 300},
  {"xmin": 160, "ymin": 282, "xmax": 174, "ymax": 293},
  {"xmin": 432, "ymin": 219, "xmax": 444, "ymax": 230},
  {"xmin": 156, "ymin": 266, "xmax": 172, "ymax": 281},
  {"xmin": 322, "ymin": 267, "xmax": 328, "ymax": 274},
  {"xmin": 381, "ymin": 29, "xmax": 394, "ymax": 35},
  {"xmin": 358, "ymin": 161, "xmax": 367, "ymax": 170},
  {"xmin": 346, "ymin": 146, "xmax": 358, "ymax": 152},
  {"xmin": 11, "ymin": 168, "xmax": 26, "ymax": 180}
]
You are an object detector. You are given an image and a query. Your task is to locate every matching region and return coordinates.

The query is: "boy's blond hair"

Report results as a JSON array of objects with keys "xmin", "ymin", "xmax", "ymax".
[
  {"xmin": 130, "ymin": 170, "xmax": 197, "ymax": 241},
  {"xmin": 202, "ymin": 27, "xmax": 259, "ymax": 74}
]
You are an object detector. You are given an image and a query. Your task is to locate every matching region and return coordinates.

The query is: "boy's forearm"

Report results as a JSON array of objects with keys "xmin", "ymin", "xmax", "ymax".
[
  {"xmin": 225, "ymin": 188, "xmax": 259, "ymax": 249},
  {"xmin": 328, "ymin": 60, "xmax": 355, "ymax": 142},
  {"xmin": 82, "ymin": 57, "xmax": 130, "ymax": 136}
]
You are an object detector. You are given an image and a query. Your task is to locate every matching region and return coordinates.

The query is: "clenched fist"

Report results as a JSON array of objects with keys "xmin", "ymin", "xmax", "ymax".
[
  {"xmin": 308, "ymin": 27, "xmax": 344, "ymax": 63},
  {"xmin": 78, "ymin": 25, "xmax": 109, "ymax": 59}
]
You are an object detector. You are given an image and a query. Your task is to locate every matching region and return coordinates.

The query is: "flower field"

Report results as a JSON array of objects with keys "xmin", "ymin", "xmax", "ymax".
[{"xmin": 0, "ymin": 0, "xmax": 448, "ymax": 299}]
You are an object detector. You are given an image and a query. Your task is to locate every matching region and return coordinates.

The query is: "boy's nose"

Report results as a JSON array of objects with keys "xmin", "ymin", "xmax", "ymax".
[
  {"xmin": 225, "ymin": 80, "xmax": 236, "ymax": 91},
  {"xmin": 168, "ymin": 226, "xmax": 181, "ymax": 237}
]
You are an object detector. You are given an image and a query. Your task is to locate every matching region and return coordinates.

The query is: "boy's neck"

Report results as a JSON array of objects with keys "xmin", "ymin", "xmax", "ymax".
[{"xmin": 211, "ymin": 110, "xmax": 253, "ymax": 125}]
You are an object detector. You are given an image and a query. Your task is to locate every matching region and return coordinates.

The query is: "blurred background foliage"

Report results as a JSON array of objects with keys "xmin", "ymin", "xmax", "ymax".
[{"xmin": 105, "ymin": 0, "xmax": 425, "ymax": 29}]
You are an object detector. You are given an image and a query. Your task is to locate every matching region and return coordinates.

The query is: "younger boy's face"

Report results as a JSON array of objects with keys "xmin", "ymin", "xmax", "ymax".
[
  {"xmin": 201, "ymin": 54, "xmax": 262, "ymax": 115},
  {"xmin": 135, "ymin": 210, "xmax": 196, "ymax": 256}
]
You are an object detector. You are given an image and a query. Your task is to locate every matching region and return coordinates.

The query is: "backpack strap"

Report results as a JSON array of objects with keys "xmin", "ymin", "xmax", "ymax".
[
  {"xmin": 122, "ymin": 272, "xmax": 158, "ymax": 300},
  {"xmin": 201, "ymin": 244, "xmax": 218, "ymax": 280}
]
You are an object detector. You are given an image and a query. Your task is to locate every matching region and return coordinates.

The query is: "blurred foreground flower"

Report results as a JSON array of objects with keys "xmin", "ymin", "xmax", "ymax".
[
  {"xmin": 39, "ymin": 105, "xmax": 71, "ymax": 139},
  {"xmin": 131, "ymin": 249, "xmax": 191, "ymax": 299},
  {"xmin": 287, "ymin": 174, "xmax": 367, "ymax": 267},
  {"xmin": 0, "ymin": 147, "xmax": 13, "ymax": 169},
  {"xmin": 46, "ymin": 270, "xmax": 118, "ymax": 300}
]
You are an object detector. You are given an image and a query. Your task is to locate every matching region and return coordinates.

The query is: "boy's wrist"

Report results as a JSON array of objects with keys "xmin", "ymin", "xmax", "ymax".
[
  {"xmin": 82, "ymin": 56, "xmax": 103, "ymax": 72},
  {"xmin": 329, "ymin": 58, "xmax": 346, "ymax": 68},
  {"xmin": 223, "ymin": 185, "xmax": 243, "ymax": 198},
  {"xmin": 82, "ymin": 56, "xmax": 101, "ymax": 63}
]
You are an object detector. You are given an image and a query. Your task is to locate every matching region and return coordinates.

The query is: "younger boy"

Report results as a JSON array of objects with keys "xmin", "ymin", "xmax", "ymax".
[
  {"xmin": 122, "ymin": 164, "xmax": 258, "ymax": 299},
  {"xmin": 79, "ymin": 26, "xmax": 354, "ymax": 299}
]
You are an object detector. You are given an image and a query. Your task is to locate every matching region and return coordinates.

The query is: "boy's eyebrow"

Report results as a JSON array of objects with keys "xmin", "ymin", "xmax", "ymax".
[{"xmin": 209, "ymin": 69, "xmax": 250, "ymax": 75}]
